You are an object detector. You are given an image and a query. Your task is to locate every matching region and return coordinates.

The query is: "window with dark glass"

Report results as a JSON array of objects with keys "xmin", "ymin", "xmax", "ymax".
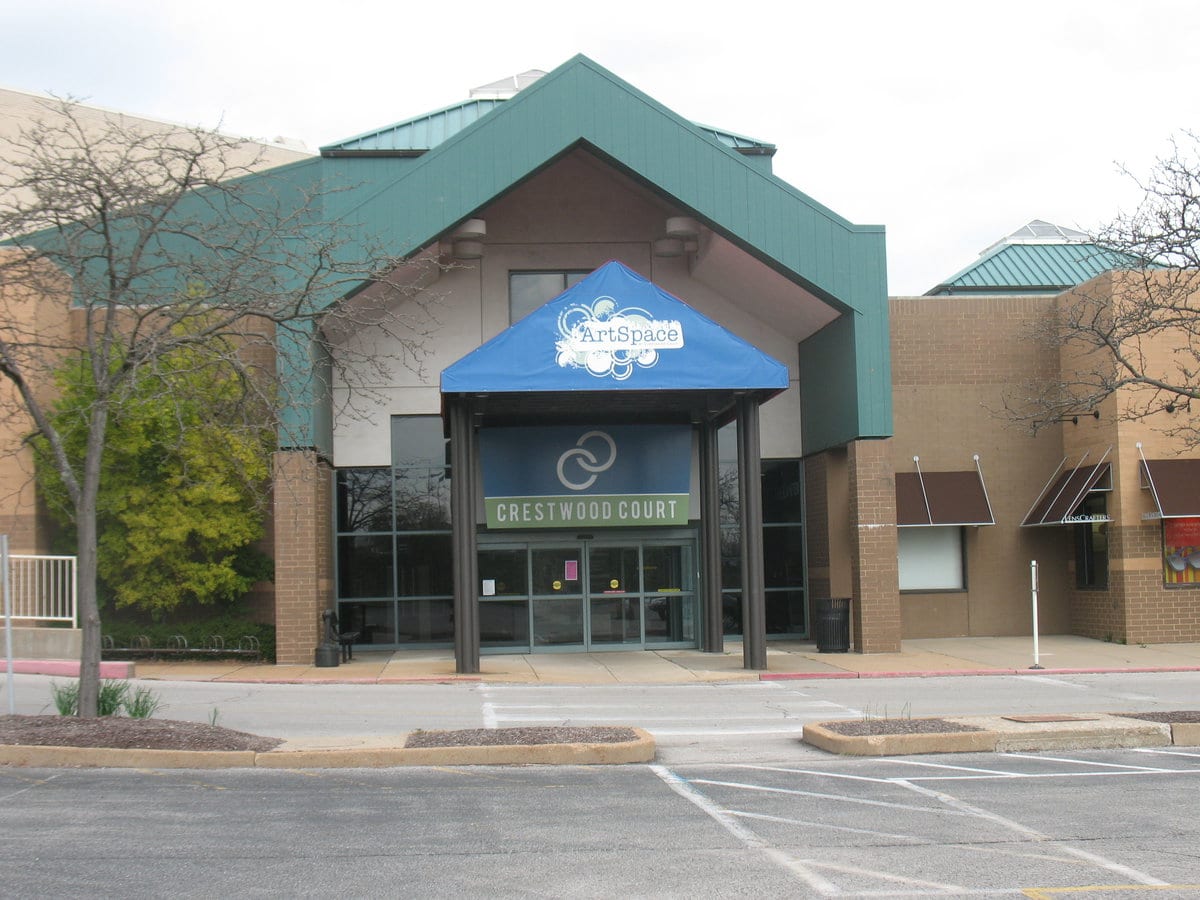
[
  {"xmin": 1074, "ymin": 492, "xmax": 1109, "ymax": 589},
  {"xmin": 509, "ymin": 271, "xmax": 589, "ymax": 323},
  {"xmin": 334, "ymin": 416, "xmax": 453, "ymax": 645},
  {"xmin": 717, "ymin": 423, "xmax": 806, "ymax": 637}
]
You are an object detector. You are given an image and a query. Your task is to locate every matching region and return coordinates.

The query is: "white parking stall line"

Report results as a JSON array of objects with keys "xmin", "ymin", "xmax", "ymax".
[
  {"xmin": 1003, "ymin": 752, "xmax": 1176, "ymax": 772},
  {"xmin": 1133, "ymin": 747, "xmax": 1200, "ymax": 760},
  {"xmin": 689, "ymin": 777, "xmax": 975, "ymax": 817},
  {"xmin": 721, "ymin": 764, "xmax": 898, "ymax": 784},
  {"xmin": 878, "ymin": 758, "xmax": 1025, "ymax": 777},
  {"xmin": 650, "ymin": 765, "xmax": 842, "ymax": 897},
  {"xmin": 728, "ymin": 809, "xmax": 930, "ymax": 844},
  {"xmin": 895, "ymin": 779, "xmax": 1170, "ymax": 887}
]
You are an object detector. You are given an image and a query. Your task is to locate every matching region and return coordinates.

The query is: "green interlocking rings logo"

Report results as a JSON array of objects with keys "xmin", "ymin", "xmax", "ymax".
[{"xmin": 556, "ymin": 430, "xmax": 617, "ymax": 491}]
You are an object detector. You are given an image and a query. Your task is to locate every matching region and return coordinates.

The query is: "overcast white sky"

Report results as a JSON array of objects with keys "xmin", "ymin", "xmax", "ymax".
[{"xmin": 3, "ymin": 0, "xmax": 1197, "ymax": 295}]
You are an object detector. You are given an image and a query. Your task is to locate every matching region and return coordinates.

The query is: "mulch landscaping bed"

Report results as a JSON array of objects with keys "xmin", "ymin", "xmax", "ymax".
[
  {"xmin": 0, "ymin": 715, "xmax": 282, "ymax": 752},
  {"xmin": 1, "ymin": 717, "xmax": 637, "ymax": 752},
  {"xmin": 1115, "ymin": 710, "xmax": 1200, "ymax": 724},
  {"xmin": 819, "ymin": 718, "xmax": 985, "ymax": 737}
]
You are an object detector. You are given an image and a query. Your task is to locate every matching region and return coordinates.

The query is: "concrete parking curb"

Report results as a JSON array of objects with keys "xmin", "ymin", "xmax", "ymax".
[
  {"xmin": 0, "ymin": 727, "xmax": 656, "ymax": 769},
  {"xmin": 802, "ymin": 714, "xmax": 1194, "ymax": 756}
]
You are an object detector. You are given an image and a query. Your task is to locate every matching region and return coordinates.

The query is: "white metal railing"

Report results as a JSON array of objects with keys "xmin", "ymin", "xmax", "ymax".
[{"xmin": 7, "ymin": 554, "xmax": 77, "ymax": 626}]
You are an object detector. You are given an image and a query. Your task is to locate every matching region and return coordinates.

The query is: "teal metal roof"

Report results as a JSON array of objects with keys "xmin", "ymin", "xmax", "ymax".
[
  {"xmin": 926, "ymin": 241, "xmax": 1127, "ymax": 295},
  {"xmin": 322, "ymin": 97, "xmax": 776, "ymax": 159},
  {"xmin": 321, "ymin": 99, "xmax": 508, "ymax": 155},
  {"xmin": 20, "ymin": 55, "xmax": 888, "ymax": 454},
  {"xmin": 926, "ymin": 220, "xmax": 1134, "ymax": 295},
  {"xmin": 693, "ymin": 123, "xmax": 775, "ymax": 155}
]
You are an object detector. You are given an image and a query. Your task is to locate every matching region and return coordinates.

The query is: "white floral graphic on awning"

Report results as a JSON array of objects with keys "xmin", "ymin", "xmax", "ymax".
[{"xmin": 555, "ymin": 296, "xmax": 684, "ymax": 381}]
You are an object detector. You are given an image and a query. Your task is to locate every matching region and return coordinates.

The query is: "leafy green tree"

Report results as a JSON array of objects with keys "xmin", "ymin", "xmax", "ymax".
[
  {"xmin": 0, "ymin": 98, "xmax": 440, "ymax": 714},
  {"xmin": 36, "ymin": 343, "xmax": 273, "ymax": 614}
]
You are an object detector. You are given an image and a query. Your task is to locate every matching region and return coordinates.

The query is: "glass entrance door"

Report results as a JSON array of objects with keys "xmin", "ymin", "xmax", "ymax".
[
  {"xmin": 530, "ymin": 546, "xmax": 585, "ymax": 648},
  {"xmin": 588, "ymin": 545, "xmax": 641, "ymax": 646},
  {"xmin": 478, "ymin": 535, "xmax": 698, "ymax": 652}
]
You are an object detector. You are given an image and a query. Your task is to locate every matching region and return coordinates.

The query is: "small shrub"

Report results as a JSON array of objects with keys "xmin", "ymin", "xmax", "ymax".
[
  {"xmin": 98, "ymin": 680, "xmax": 130, "ymax": 716},
  {"xmin": 49, "ymin": 679, "xmax": 158, "ymax": 717},
  {"xmin": 124, "ymin": 686, "xmax": 162, "ymax": 719},
  {"xmin": 49, "ymin": 680, "xmax": 78, "ymax": 716}
]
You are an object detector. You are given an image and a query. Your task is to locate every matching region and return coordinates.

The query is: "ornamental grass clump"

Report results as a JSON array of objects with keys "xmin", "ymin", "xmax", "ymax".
[{"xmin": 49, "ymin": 679, "xmax": 161, "ymax": 718}]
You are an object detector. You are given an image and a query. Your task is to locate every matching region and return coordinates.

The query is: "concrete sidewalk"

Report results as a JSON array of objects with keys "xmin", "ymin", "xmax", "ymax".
[
  {"xmin": 119, "ymin": 634, "xmax": 1200, "ymax": 685},
  {"xmin": 7, "ymin": 634, "xmax": 1200, "ymax": 767}
]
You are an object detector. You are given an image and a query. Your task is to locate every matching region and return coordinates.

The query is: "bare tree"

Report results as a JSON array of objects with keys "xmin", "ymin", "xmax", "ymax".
[
  {"xmin": 1006, "ymin": 133, "xmax": 1200, "ymax": 446},
  {"xmin": 0, "ymin": 97, "xmax": 442, "ymax": 715}
]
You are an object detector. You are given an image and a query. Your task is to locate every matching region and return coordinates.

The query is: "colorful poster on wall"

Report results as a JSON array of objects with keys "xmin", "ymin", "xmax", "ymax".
[{"xmin": 1163, "ymin": 517, "xmax": 1200, "ymax": 583}]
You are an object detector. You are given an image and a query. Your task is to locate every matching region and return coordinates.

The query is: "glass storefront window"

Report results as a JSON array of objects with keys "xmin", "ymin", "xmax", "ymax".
[
  {"xmin": 336, "ymin": 468, "xmax": 393, "ymax": 533},
  {"xmin": 509, "ymin": 271, "xmax": 589, "ymax": 323},
  {"xmin": 396, "ymin": 598, "xmax": 454, "ymax": 643},
  {"xmin": 480, "ymin": 599, "xmax": 530, "ymax": 646},
  {"xmin": 1074, "ymin": 493, "xmax": 1109, "ymax": 589},
  {"xmin": 716, "ymin": 433, "xmax": 807, "ymax": 638},
  {"xmin": 396, "ymin": 535, "xmax": 453, "ymax": 597},
  {"xmin": 337, "ymin": 535, "xmax": 393, "ymax": 599},
  {"xmin": 479, "ymin": 548, "xmax": 529, "ymax": 596},
  {"xmin": 335, "ymin": 415, "xmax": 454, "ymax": 646},
  {"xmin": 337, "ymin": 600, "xmax": 396, "ymax": 645},
  {"xmin": 898, "ymin": 527, "xmax": 965, "ymax": 591}
]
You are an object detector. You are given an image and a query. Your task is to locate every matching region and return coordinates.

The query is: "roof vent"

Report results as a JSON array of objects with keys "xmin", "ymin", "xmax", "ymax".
[{"xmin": 469, "ymin": 70, "xmax": 547, "ymax": 100}]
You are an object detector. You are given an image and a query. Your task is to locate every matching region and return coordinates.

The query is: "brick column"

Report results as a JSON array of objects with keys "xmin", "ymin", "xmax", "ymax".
[
  {"xmin": 848, "ymin": 438, "xmax": 901, "ymax": 652},
  {"xmin": 272, "ymin": 450, "xmax": 334, "ymax": 665}
]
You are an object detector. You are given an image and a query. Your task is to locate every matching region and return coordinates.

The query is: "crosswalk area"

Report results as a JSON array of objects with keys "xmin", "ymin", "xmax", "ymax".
[{"xmin": 478, "ymin": 681, "xmax": 863, "ymax": 736}]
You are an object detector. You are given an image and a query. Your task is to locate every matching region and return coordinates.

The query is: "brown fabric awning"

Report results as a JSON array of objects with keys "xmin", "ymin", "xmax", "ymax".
[
  {"xmin": 896, "ymin": 470, "xmax": 995, "ymax": 526},
  {"xmin": 1021, "ymin": 461, "xmax": 1110, "ymax": 527},
  {"xmin": 1140, "ymin": 458, "xmax": 1200, "ymax": 519}
]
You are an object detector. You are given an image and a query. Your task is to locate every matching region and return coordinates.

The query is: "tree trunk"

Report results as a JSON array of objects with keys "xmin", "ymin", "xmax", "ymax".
[{"xmin": 75, "ymin": 406, "xmax": 108, "ymax": 718}]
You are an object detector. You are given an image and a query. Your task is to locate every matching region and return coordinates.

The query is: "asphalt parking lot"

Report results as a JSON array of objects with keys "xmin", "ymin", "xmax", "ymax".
[{"xmin": 4, "ymin": 749, "xmax": 1199, "ymax": 898}]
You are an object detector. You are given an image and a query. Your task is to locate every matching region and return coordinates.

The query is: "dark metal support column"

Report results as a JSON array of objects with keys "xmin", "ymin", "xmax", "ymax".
[
  {"xmin": 699, "ymin": 420, "xmax": 723, "ymax": 653},
  {"xmin": 449, "ymin": 397, "xmax": 480, "ymax": 674},
  {"xmin": 737, "ymin": 396, "xmax": 767, "ymax": 670}
]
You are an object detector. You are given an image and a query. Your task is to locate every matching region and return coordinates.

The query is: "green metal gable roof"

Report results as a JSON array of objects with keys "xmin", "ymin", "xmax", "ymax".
[
  {"xmin": 311, "ymin": 55, "xmax": 890, "ymax": 450},
  {"xmin": 320, "ymin": 99, "xmax": 507, "ymax": 155},
  {"xmin": 321, "ymin": 100, "xmax": 776, "ymax": 159},
  {"xmin": 162, "ymin": 55, "xmax": 888, "ymax": 453},
  {"xmin": 927, "ymin": 238, "xmax": 1128, "ymax": 296}
]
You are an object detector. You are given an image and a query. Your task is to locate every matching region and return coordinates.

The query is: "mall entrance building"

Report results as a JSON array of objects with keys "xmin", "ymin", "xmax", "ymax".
[{"xmin": 264, "ymin": 56, "xmax": 898, "ymax": 669}]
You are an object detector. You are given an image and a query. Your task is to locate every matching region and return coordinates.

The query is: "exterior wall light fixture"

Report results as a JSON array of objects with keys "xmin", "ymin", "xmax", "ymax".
[{"xmin": 449, "ymin": 218, "xmax": 486, "ymax": 259}]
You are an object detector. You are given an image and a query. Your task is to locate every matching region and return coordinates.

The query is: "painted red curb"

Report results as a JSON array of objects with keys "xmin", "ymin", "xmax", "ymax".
[
  {"xmin": 760, "ymin": 671, "xmax": 859, "ymax": 680},
  {"xmin": 3, "ymin": 659, "xmax": 134, "ymax": 679}
]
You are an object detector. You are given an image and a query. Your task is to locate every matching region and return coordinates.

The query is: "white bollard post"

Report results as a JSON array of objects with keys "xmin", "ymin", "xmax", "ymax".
[
  {"xmin": 3, "ymin": 534, "xmax": 13, "ymax": 714},
  {"xmin": 1030, "ymin": 559, "xmax": 1043, "ymax": 670}
]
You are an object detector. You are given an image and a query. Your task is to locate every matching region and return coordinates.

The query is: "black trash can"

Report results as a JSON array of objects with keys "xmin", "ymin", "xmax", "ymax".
[
  {"xmin": 314, "ymin": 644, "xmax": 340, "ymax": 667},
  {"xmin": 813, "ymin": 597, "xmax": 850, "ymax": 653}
]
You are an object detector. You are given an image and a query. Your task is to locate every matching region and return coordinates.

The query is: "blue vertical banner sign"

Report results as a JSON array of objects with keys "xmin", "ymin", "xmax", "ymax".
[{"xmin": 481, "ymin": 425, "xmax": 692, "ymax": 528}]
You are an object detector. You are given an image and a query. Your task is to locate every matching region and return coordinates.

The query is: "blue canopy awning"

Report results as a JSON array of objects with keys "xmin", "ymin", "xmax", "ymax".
[{"xmin": 441, "ymin": 261, "xmax": 789, "ymax": 394}]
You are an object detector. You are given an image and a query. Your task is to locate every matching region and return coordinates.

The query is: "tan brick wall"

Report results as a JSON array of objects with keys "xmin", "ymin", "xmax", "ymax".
[
  {"xmin": 890, "ymin": 295, "xmax": 1072, "ymax": 638},
  {"xmin": 1071, "ymin": 522, "xmax": 1200, "ymax": 643},
  {"xmin": 803, "ymin": 452, "xmax": 832, "ymax": 606},
  {"xmin": 272, "ymin": 450, "xmax": 333, "ymax": 664},
  {"xmin": 848, "ymin": 438, "xmax": 901, "ymax": 652}
]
